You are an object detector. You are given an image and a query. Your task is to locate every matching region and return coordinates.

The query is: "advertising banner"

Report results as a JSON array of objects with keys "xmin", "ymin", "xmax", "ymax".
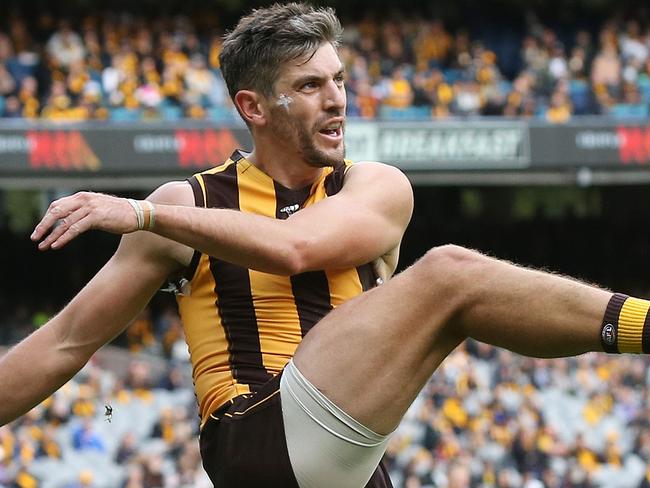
[
  {"xmin": 345, "ymin": 121, "xmax": 530, "ymax": 170},
  {"xmin": 2, "ymin": 120, "xmax": 650, "ymax": 178},
  {"xmin": 530, "ymin": 123, "xmax": 650, "ymax": 167},
  {"xmin": 0, "ymin": 124, "xmax": 253, "ymax": 175}
]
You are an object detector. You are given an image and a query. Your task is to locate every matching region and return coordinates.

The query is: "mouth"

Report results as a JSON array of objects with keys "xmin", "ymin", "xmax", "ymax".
[
  {"xmin": 318, "ymin": 127, "xmax": 343, "ymax": 139},
  {"xmin": 317, "ymin": 119, "xmax": 344, "ymax": 143}
]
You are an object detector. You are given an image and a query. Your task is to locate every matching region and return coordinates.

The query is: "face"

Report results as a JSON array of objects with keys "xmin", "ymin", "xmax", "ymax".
[{"xmin": 265, "ymin": 42, "xmax": 347, "ymax": 168}]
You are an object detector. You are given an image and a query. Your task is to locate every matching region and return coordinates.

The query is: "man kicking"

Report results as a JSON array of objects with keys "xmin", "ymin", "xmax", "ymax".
[{"xmin": 1, "ymin": 4, "xmax": 643, "ymax": 488}]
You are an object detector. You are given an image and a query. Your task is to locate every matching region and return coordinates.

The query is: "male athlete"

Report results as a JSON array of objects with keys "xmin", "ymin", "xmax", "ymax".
[{"xmin": 0, "ymin": 4, "xmax": 647, "ymax": 488}]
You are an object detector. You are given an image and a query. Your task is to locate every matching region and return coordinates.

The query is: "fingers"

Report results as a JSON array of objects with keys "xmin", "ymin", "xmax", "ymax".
[
  {"xmin": 31, "ymin": 192, "xmax": 96, "ymax": 250},
  {"xmin": 31, "ymin": 192, "xmax": 142, "ymax": 251},
  {"xmin": 37, "ymin": 206, "xmax": 91, "ymax": 250},
  {"xmin": 31, "ymin": 193, "xmax": 84, "ymax": 241}
]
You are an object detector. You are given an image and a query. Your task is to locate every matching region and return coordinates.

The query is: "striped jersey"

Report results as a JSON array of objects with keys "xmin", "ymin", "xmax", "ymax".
[{"xmin": 177, "ymin": 150, "xmax": 377, "ymax": 423}]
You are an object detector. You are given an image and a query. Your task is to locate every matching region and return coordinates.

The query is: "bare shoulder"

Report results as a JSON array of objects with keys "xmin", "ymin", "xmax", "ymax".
[
  {"xmin": 147, "ymin": 180, "xmax": 195, "ymax": 206},
  {"xmin": 343, "ymin": 161, "xmax": 413, "ymax": 217},
  {"xmin": 345, "ymin": 162, "xmax": 412, "ymax": 194}
]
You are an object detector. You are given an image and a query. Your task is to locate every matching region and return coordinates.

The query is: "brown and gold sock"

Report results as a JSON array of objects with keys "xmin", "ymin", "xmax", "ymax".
[{"xmin": 601, "ymin": 293, "xmax": 650, "ymax": 353}]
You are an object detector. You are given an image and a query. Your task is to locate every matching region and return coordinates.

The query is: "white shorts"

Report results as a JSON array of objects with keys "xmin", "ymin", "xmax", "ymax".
[{"xmin": 280, "ymin": 359, "xmax": 391, "ymax": 488}]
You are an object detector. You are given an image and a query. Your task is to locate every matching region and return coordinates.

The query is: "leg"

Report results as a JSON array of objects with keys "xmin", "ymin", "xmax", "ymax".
[{"xmin": 293, "ymin": 245, "xmax": 611, "ymax": 435}]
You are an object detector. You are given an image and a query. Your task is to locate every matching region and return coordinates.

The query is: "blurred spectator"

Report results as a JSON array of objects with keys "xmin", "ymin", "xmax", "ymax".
[
  {"xmin": 452, "ymin": 80, "xmax": 482, "ymax": 116},
  {"xmin": 591, "ymin": 28, "xmax": 621, "ymax": 93},
  {"xmin": 115, "ymin": 432, "xmax": 138, "ymax": 465},
  {"xmin": 46, "ymin": 20, "xmax": 85, "ymax": 69},
  {"xmin": 142, "ymin": 453, "xmax": 165, "ymax": 487},
  {"xmin": 382, "ymin": 67, "xmax": 414, "ymax": 109},
  {"xmin": 36, "ymin": 425, "xmax": 62, "ymax": 459},
  {"xmin": 62, "ymin": 469, "xmax": 95, "ymax": 488},
  {"xmin": 0, "ymin": 64, "xmax": 16, "ymax": 97},
  {"xmin": 546, "ymin": 89, "xmax": 572, "ymax": 123},
  {"xmin": 619, "ymin": 20, "xmax": 647, "ymax": 65},
  {"xmin": 447, "ymin": 459, "xmax": 471, "ymax": 488},
  {"xmin": 72, "ymin": 419, "xmax": 106, "ymax": 452},
  {"xmin": 414, "ymin": 20, "xmax": 452, "ymax": 69},
  {"xmin": 2, "ymin": 96, "xmax": 22, "ymax": 118},
  {"xmin": 126, "ymin": 310, "xmax": 155, "ymax": 353}
]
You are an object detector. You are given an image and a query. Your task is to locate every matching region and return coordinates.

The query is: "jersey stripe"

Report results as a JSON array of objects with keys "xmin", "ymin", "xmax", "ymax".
[
  {"xmin": 290, "ymin": 272, "xmax": 332, "ymax": 336},
  {"xmin": 356, "ymin": 264, "xmax": 377, "ymax": 291},
  {"xmin": 188, "ymin": 175, "xmax": 206, "ymax": 207},
  {"xmin": 206, "ymin": 162, "xmax": 272, "ymax": 389},
  {"xmin": 237, "ymin": 163, "xmax": 302, "ymax": 375},
  {"xmin": 273, "ymin": 179, "xmax": 334, "ymax": 337},
  {"xmin": 324, "ymin": 163, "xmax": 347, "ymax": 196}
]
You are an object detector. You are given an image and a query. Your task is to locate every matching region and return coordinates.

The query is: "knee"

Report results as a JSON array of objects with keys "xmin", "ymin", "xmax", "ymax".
[
  {"xmin": 416, "ymin": 244, "xmax": 489, "ymax": 298},
  {"xmin": 421, "ymin": 244, "xmax": 485, "ymax": 273}
]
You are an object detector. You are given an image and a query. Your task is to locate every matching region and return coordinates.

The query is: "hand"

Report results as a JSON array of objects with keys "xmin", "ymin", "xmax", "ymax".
[{"xmin": 31, "ymin": 192, "xmax": 140, "ymax": 250}]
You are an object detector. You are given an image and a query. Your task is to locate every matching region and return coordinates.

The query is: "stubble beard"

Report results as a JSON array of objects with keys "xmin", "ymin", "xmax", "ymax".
[{"xmin": 271, "ymin": 107, "xmax": 345, "ymax": 168}]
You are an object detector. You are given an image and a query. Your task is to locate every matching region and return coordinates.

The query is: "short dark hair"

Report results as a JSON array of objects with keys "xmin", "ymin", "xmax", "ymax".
[{"xmin": 219, "ymin": 3, "xmax": 342, "ymax": 101}]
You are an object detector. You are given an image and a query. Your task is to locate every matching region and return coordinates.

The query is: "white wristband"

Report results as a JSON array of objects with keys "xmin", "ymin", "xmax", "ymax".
[{"xmin": 127, "ymin": 198, "xmax": 144, "ymax": 230}]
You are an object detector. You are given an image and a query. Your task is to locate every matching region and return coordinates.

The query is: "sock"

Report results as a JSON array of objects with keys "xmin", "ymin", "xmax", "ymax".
[{"xmin": 601, "ymin": 293, "xmax": 650, "ymax": 353}]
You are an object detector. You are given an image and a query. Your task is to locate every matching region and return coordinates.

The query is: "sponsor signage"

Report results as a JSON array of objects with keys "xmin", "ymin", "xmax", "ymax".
[
  {"xmin": 531, "ymin": 123, "xmax": 650, "ymax": 167},
  {"xmin": 346, "ymin": 122, "xmax": 531, "ymax": 170},
  {"xmin": 346, "ymin": 122, "xmax": 530, "ymax": 170},
  {"xmin": 0, "ymin": 124, "xmax": 252, "ymax": 174},
  {"xmin": 2, "ymin": 120, "xmax": 650, "ymax": 177}
]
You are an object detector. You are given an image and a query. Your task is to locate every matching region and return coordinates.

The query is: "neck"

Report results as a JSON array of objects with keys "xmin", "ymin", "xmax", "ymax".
[{"xmin": 246, "ymin": 135, "xmax": 324, "ymax": 190}]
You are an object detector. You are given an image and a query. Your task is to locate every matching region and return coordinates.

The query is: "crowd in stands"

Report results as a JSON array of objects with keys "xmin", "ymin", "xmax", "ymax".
[
  {"xmin": 1, "ymin": 11, "xmax": 650, "ymax": 123},
  {"xmin": 387, "ymin": 344, "xmax": 650, "ymax": 488},
  {"xmin": 0, "ymin": 303, "xmax": 208, "ymax": 488}
]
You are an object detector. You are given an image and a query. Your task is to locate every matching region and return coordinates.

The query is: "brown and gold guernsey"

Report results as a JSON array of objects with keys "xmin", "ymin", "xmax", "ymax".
[{"xmin": 177, "ymin": 150, "xmax": 377, "ymax": 425}]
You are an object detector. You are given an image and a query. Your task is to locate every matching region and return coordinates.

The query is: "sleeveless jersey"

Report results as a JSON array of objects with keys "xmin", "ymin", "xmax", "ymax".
[{"xmin": 176, "ymin": 150, "xmax": 377, "ymax": 423}]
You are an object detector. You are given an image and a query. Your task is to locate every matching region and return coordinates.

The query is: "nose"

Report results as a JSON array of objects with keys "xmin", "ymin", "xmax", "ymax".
[{"xmin": 323, "ymin": 79, "xmax": 346, "ymax": 112}]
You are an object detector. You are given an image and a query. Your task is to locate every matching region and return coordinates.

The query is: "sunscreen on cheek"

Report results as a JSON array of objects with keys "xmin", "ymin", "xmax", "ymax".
[{"xmin": 276, "ymin": 93, "xmax": 294, "ymax": 111}]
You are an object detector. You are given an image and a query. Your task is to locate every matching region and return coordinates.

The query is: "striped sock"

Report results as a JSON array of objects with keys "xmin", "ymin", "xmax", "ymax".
[{"xmin": 601, "ymin": 293, "xmax": 650, "ymax": 353}]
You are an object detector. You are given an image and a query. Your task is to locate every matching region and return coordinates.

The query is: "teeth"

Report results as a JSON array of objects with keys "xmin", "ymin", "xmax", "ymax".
[{"xmin": 323, "ymin": 123, "xmax": 341, "ymax": 130}]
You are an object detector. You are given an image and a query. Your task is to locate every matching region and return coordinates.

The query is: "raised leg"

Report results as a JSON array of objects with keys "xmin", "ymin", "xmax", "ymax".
[{"xmin": 293, "ymin": 245, "xmax": 611, "ymax": 434}]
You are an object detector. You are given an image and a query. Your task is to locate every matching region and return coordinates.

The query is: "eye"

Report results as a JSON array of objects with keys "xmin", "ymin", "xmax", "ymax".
[
  {"xmin": 334, "ymin": 74, "xmax": 345, "ymax": 85},
  {"xmin": 301, "ymin": 81, "xmax": 319, "ymax": 91}
]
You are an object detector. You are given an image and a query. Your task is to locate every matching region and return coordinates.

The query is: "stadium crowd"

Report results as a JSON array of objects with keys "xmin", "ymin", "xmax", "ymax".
[
  {"xmin": 0, "ymin": 303, "xmax": 211, "ymax": 488},
  {"xmin": 0, "ymin": 11, "xmax": 649, "ymax": 122}
]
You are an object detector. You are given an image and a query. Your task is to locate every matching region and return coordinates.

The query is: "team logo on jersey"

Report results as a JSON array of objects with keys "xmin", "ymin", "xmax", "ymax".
[
  {"xmin": 280, "ymin": 204, "xmax": 300, "ymax": 216},
  {"xmin": 601, "ymin": 323, "xmax": 616, "ymax": 346}
]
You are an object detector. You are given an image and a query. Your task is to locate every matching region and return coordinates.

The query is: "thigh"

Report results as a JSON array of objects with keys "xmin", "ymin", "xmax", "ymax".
[
  {"xmin": 293, "ymin": 262, "xmax": 463, "ymax": 435},
  {"xmin": 199, "ymin": 374, "xmax": 299, "ymax": 488}
]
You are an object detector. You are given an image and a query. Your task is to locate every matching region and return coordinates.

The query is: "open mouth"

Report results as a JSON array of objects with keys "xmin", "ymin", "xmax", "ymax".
[{"xmin": 319, "ymin": 127, "xmax": 342, "ymax": 138}]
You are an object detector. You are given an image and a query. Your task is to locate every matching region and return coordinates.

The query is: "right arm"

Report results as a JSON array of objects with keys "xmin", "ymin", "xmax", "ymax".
[
  {"xmin": 0, "ymin": 189, "xmax": 190, "ymax": 426},
  {"xmin": 31, "ymin": 163, "xmax": 413, "ymax": 275}
]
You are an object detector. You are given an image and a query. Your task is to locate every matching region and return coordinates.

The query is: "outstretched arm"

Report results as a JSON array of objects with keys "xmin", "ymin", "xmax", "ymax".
[
  {"xmin": 0, "ymin": 187, "xmax": 190, "ymax": 426},
  {"xmin": 31, "ymin": 163, "xmax": 413, "ymax": 275}
]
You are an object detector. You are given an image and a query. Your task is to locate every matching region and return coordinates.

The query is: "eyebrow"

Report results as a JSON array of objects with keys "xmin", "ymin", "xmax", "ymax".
[{"xmin": 292, "ymin": 67, "xmax": 346, "ymax": 88}]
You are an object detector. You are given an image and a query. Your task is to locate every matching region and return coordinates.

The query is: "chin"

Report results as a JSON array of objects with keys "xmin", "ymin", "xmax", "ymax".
[{"xmin": 302, "ymin": 144, "xmax": 345, "ymax": 168}]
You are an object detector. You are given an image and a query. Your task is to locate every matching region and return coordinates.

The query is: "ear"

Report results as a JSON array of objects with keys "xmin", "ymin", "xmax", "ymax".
[{"xmin": 234, "ymin": 90, "xmax": 267, "ymax": 127}]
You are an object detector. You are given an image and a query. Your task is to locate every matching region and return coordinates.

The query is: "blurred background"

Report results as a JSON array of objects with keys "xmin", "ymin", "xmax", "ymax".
[{"xmin": 1, "ymin": 0, "xmax": 650, "ymax": 486}]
